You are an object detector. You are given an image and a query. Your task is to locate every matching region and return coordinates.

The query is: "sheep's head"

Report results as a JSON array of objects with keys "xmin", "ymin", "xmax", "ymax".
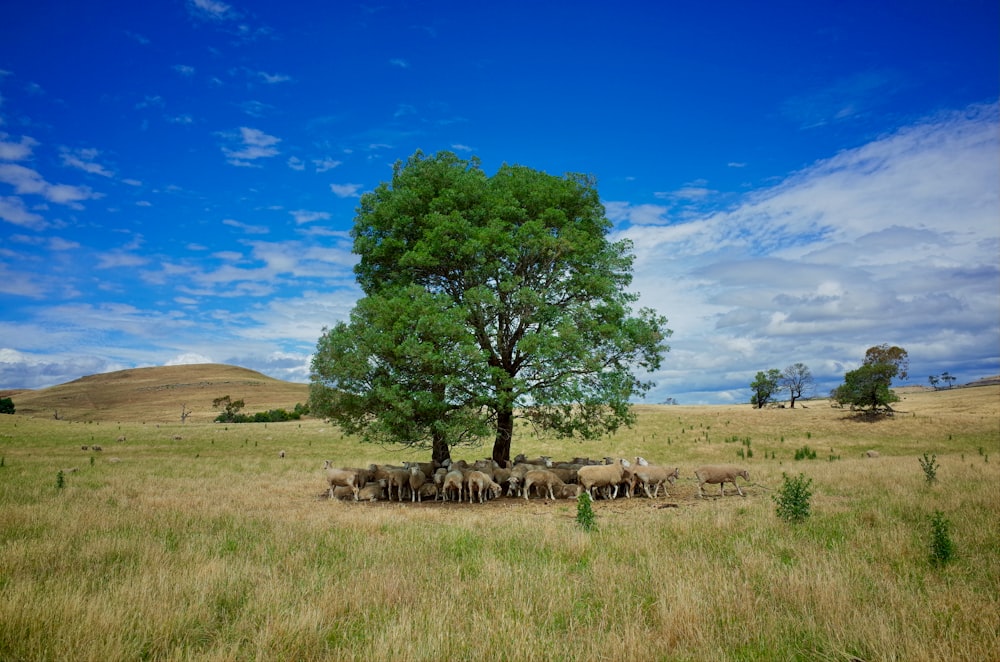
[{"xmin": 739, "ymin": 469, "xmax": 750, "ymax": 480}]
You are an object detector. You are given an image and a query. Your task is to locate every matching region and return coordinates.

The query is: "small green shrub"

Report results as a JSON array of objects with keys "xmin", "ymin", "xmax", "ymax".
[
  {"xmin": 919, "ymin": 453, "xmax": 939, "ymax": 484},
  {"xmin": 928, "ymin": 510, "xmax": 955, "ymax": 566},
  {"xmin": 794, "ymin": 446, "xmax": 817, "ymax": 460},
  {"xmin": 576, "ymin": 492, "xmax": 597, "ymax": 532},
  {"xmin": 56, "ymin": 470, "xmax": 65, "ymax": 489},
  {"xmin": 774, "ymin": 473, "xmax": 813, "ymax": 523}
]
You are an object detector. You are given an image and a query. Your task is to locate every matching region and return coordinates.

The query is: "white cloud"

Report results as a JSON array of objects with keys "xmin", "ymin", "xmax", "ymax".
[
  {"xmin": 389, "ymin": 58, "xmax": 409, "ymax": 68},
  {"xmin": 0, "ymin": 195, "xmax": 47, "ymax": 229},
  {"xmin": 312, "ymin": 158, "xmax": 341, "ymax": 172},
  {"xmin": 222, "ymin": 218, "xmax": 269, "ymax": 234},
  {"xmin": 165, "ymin": 352, "xmax": 215, "ymax": 366},
  {"xmin": 290, "ymin": 210, "xmax": 330, "ymax": 225},
  {"xmin": 60, "ymin": 147, "xmax": 114, "ymax": 177},
  {"xmin": 187, "ymin": 0, "xmax": 234, "ymax": 21},
  {"xmin": 0, "ymin": 133, "xmax": 38, "ymax": 160},
  {"xmin": 220, "ymin": 127, "xmax": 281, "ymax": 166},
  {"xmin": 0, "ymin": 163, "xmax": 102, "ymax": 208},
  {"xmin": 330, "ymin": 183, "xmax": 362, "ymax": 198}
]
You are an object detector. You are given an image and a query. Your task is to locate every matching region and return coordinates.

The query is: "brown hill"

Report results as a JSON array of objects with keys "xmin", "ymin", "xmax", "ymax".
[{"xmin": 3, "ymin": 364, "xmax": 309, "ymax": 423}]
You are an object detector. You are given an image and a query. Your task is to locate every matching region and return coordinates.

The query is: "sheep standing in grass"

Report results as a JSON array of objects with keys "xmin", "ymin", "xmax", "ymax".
[
  {"xmin": 442, "ymin": 469, "xmax": 466, "ymax": 502},
  {"xmin": 865, "ymin": 450, "xmax": 880, "ymax": 458},
  {"xmin": 323, "ymin": 460, "xmax": 363, "ymax": 501},
  {"xmin": 408, "ymin": 466, "xmax": 428, "ymax": 502},
  {"xmin": 577, "ymin": 458, "xmax": 631, "ymax": 499},
  {"xmin": 631, "ymin": 465, "xmax": 680, "ymax": 498},
  {"xmin": 694, "ymin": 464, "xmax": 750, "ymax": 497},
  {"xmin": 522, "ymin": 469, "xmax": 567, "ymax": 500},
  {"xmin": 467, "ymin": 470, "xmax": 502, "ymax": 503}
]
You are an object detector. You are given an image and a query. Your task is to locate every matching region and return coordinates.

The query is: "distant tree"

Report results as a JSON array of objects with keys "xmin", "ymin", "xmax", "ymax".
[
  {"xmin": 750, "ymin": 369, "xmax": 782, "ymax": 409},
  {"xmin": 212, "ymin": 395, "xmax": 245, "ymax": 423},
  {"xmin": 0, "ymin": 397, "xmax": 14, "ymax": 415},
  {"xmin": 928, "ymin": 375, "xmax": 940, "ymax": 390},
  {"xmin": 780, "ymin": 363, "xmax": 814, "ymax": 408},
  {"xmin": 310, "ymin": 150, "xmax": 670, "ymax": 465},
  {"xmin": 940, "ymin": 371, "xmax": 957, "ymax": 389},
  {"xmin": 832, "ymin": 345, "xmax": 908, "ymax": 415}
]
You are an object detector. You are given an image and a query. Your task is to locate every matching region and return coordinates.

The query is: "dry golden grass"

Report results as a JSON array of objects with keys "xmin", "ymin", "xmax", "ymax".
[{"xmin": 0, "ymin": 379, "xmax": 997, "ymax": 660}]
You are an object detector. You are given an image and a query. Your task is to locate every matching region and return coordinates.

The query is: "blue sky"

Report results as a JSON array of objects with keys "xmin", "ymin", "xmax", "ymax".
[{"xmin": 1, "ymin": 0, "xmax": 997, "ymax": 404}]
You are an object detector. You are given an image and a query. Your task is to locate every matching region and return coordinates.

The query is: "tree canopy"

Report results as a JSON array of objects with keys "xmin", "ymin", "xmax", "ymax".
[{"xmin": 310, "ymin": 151, "xmax": 671, "ymax": 464}]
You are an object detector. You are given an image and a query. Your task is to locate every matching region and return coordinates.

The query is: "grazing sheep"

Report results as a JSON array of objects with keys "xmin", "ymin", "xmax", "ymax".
[
  {"xmin": 91, "ymin": 445, "xmax": 103, "ymax": 452},
  {"xmin": 323, "ymin": 460, "xmax": 364, "ymax": 501},
  {"xmin": 631, "ymin": 464, "xmax": 680, "ymax": 498},
  {"xmin": 278, "ymin": 450, "xmax": 286, "ymax": 459},
  {"xmin": 467, "ymin": 470, "xmax": 502, "ymax": 503},
  {"xmin": 408, "ymin": 466, "xmax": 428, "ymax": 502},
  {"xmin": 173, "ymin": 435, "xmax": 183, "ymax": 441},
  {"xmin": 81, "ymin": 445, "xmax": 89, "ymax": 451},
  {"xmin": 522, "ymin": 469, "xmax": 566, "ymax": 500},
  {"xmin": 577, "ymin": 458, "xmax": 631, "ymax": 499},
  {"xmin": 694, "ymin": 464, "xmax": 750, "ymax": 498},
  {"xmin": 865, "ymin": 450, "xmax": 880, "ymax": 458},
  {"xmin": 116, "ymin": 435, "xmax": 126, "ymax": 443}
]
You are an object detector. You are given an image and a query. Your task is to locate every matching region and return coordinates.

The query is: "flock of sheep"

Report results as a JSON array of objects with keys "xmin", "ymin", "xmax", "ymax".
[{"xmin": 323, "ymin": 454, "xmax": 751, "ymax": 504}]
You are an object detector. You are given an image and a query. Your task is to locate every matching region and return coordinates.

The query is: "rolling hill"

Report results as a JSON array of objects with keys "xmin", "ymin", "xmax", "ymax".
[{"xmin": 0, "ymin": 364, "xmax": 310, "ymax": 423}]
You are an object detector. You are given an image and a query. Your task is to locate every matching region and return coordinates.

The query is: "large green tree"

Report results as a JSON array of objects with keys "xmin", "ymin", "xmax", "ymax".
[
  {"xmin": 310, "ymin": 151, "xmax": 671, "ymax": 464},
  {"xmin": 832, "ymin": 344, "xmax": 908, "ymax": 414}
]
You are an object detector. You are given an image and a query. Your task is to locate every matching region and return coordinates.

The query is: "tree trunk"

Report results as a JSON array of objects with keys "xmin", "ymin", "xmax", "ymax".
[
  {"xmin": 432, "ymin": 430, "xmax": 451, "ymax": 467},
  {"xmin": 492, "ymin": 406, "xmax": 513, "ymax": 466},
  {"xmin": 789, "ymin": 395, "xmax": 797, "ymax": 408}
]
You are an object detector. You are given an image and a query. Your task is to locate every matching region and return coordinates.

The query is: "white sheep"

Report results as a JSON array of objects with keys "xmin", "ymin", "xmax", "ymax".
[
  {"xmin": 630, "ymin": 464, "xmax": 680, "ymax": 498},
  {"xmin": 409, "ymin": 466, "xmax": 428, "ymax": 502},
  {"xmin": 467, "ymin": 470, "xmax": 502, "ymax": 503},
  {"xmin": 116, "ymin": 435, "xmax": 126, "ymax": 443},
  {"xmin": 278, "ymin": 450, "xmax": 286, "ymax": 458},
  {"xmin": 522, "ymin": 469, "xmax": 566, "ymax": 500},
  {"xmin": 442, "ymin": 469, "xmax": 466, "ymax": 502},
  {"xmin": 694, "ymin": 464, "xmax": 750, "ymax": 497},
  {"xmin": 323, "ymin": 460, "xmax": 365, "ymax": 501},
  {"xmin": 556, "ymin": 483, "xmax": 584, "ymax": 499},
  {"xmin": 577, "ymin": 458, "xmax": 631, "ymax": 499},
  {"xmin": 865, "ymin": 450, "xmax": 880, "ymax": 458}
]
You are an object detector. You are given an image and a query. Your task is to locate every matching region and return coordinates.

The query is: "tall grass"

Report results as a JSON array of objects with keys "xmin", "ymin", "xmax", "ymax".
[{"xmin": 1, "ymin": 387, "xmax": 998, "ymax": 660}]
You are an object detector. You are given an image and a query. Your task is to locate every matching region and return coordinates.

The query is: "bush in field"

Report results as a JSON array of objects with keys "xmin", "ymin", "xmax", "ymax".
[
  {"xmin": 0, "ymin": 397, "xmax": 14, "ymax": 414},
  {"xmin": 919, "ymin": 453, "xmax": 939, "ymax": 484},
  {"xmin": 774, "ymin": 473, "xmax": 813, "ymax": 523},
  {"xmin": 576, "ymin": 492, "xmax": 597, "ymax": 532},
  {"xmin": 794, "ymin": 445, "xmax": 817, "ymax": 460},
  {"xmin": 928, "ymin": 510, "xmax": 955, "ymax": 566}
]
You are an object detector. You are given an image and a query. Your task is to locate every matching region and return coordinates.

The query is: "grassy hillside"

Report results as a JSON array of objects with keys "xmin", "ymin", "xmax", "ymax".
[{"xmin": 2, "ymin": 364, "xmax": 309, "ymax": 423}]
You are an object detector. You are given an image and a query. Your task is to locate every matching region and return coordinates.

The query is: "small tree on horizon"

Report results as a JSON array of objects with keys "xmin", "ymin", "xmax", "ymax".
[
  {"xmin": 781, "ymin": 363, "xmax": 814, "ymax": 408},
  {"xmin": 750, "ymin": 369, "xmax": 782, "ymax": 408},
  {"xmin": 832, "ymin": 344, "xmax": 908, "ymax": 416}
]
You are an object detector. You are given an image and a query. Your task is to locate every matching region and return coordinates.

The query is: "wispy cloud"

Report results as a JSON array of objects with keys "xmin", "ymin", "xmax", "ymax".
[
  {"xmin": 290, "ymin": 210, "xmax": 330, "ymax": 224},
  {"xmin": 60, "ymin": 147, "xmax": 114, "ymax": 177},
  {"xmin": 0, "ymin": 196, "xmax": 47, "ymax": 230},
  {"xmin": 220, "ymin": 127, "xmax": 280, "ymax": 166},
  {"xmin": 0, "ymin": 133, "xmax": 38, "ymax": 160},
  {"xmin": 330, "ymin": 183, "xmax": 362, "ymax": 198},
  {"xmin": 187, "ymin": 0, "xmax": 235, "ymax": 22},
  {"xmin": 389, "ymin": 58, "xmax": 409, "ymax": 68},
  {"xmin": 0, "ymin": 163, "xmax": 102, "ymax": 208},
  {"xmin": 222, "ymin": 218, "xmax": 269, "ymax": 234}
]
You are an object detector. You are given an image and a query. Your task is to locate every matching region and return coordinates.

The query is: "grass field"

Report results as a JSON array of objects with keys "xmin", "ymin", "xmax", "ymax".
[{"xmin": 1, "ymin": 373, "xmax": 998, "ymax": 661}]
